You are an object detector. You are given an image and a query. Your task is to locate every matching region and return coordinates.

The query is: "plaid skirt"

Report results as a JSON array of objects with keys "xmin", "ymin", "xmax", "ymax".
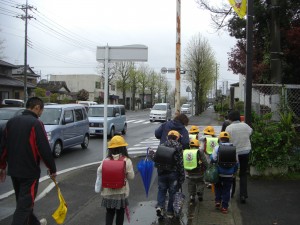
[{"xmin": 101, "ymin": 193, "xmax": 129, "ymax": 209}]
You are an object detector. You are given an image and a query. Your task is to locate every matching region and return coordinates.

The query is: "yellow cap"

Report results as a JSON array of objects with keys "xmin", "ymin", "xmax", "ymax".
[
  {"xmin": 168, "ymin": 130, "xmax": 180, "ymax": 139},
  {"xmin": 108, "ymin": 135, "xmax": 128, "ymax": 148},
  {"xmin": 190, "ymin": 138, "xmax": 200, "ymax": 147},
  {"xmin": 189, "ymin": 125, "xmax": 199, "ymax": 134},
  {"xmin": 203, "ymin": 126, "xmax": 215, "ymax": 135},
  {"xmin": 219, "ymin": 132, "xmax": 230, "ymax": 139}
]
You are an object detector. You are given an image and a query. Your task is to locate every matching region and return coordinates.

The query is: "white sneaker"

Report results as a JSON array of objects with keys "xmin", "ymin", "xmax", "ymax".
[{"xmin": 40, "ymin": 218, "xmax": 47, "ymax": 225}]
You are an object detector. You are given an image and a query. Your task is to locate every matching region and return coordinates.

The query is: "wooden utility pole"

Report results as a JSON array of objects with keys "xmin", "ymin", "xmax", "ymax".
[{"xmin": 175, "ymin": 0, "xmax": 181, "ymax": 112}]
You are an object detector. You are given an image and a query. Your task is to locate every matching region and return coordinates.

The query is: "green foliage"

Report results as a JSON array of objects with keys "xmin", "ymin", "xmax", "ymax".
[
  {"xmin": 234, "ymin": 101, "xmax": 244, "ymax": 114},
  {"xmin": 77, "ymin": 89, "xmax": 89, "ymax": 101},
  {"xmin": 250, "ymin": 112, "xmax": 299, "ymax": 172},
  {"xmin": 50, "ymin": 93, "xmax": 59, "ymax": 102},
  {"xmin": 34, "ymin": 87, "xmax": 46, "ymax": 97}
]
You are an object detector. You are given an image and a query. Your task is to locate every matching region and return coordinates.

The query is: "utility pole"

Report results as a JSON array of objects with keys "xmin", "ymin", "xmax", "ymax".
[
  {"xmin": 18, "ymin": 0, "xmax": 35, "ymax": 103},
  {"xmin": 175, "ymin": 0, "xmax": 181, "ymax": 112},
  {"xmin": 245, "ymin": 0, "xmax": 254, "ymax": 125},
  {"xmin": 215, "ymin": 63, "xmax": 218, "ymax": 99}
]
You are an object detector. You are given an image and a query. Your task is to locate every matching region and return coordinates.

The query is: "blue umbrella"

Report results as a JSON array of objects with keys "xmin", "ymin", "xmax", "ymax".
[{"xmin": 137, "ymin": 147, "xmax": 154, "ymax": 197}]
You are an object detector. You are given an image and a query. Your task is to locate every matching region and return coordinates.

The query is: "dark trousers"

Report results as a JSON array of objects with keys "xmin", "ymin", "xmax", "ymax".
[
  {"xmin": 106, "ymin": 208, "xmax": 125, "ymax": 225},
  {"xmin": 215, "ymin": 177, "xmax": 233, "ymax": 208},
  {"xmin": 11, "ymin": 176, "xmax": 40, "ymax": 225},
  {"xmin": 238, "ymin": 153, "xmax": 249, "ymax": 198}
]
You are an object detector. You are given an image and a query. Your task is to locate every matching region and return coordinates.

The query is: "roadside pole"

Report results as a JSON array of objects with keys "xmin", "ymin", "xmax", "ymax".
[{"xmin": 96, "ymin": 45, "xmax": 148, "ymax": 160}]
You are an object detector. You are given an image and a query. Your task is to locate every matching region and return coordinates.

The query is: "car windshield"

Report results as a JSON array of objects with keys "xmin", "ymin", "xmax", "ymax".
[
  {"xmin": 0, "ymin": 109, "xmax": 17, "ymax": 120},
  {"xmin": 40, "ymin": 108, "xmax": 62, "ymax": 125},
  {"xmin": 87, "ymin": 107, "xmax": 114, "ymax": 117},
  {"xmin": 182, "ymin": 104, "xmax": 190, "ymax": 108},
  {"xmin": 153, "ymin": 105, "xmax": 166, "ymax": 110}
]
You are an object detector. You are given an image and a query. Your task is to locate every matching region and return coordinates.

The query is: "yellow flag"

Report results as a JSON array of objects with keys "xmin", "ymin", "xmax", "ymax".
[{"xmin": 228, "ymin": 0, "xmax": 247, "ymax": 19}]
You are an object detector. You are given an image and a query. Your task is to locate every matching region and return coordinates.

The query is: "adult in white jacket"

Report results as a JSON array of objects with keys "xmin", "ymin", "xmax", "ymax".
[{"xmin": 225, "ymin": 111, "xmax": 253, "ymax": 204}]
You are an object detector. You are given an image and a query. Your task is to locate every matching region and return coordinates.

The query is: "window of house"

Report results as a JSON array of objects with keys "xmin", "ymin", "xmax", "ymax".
[
  {"xmin": 95, "ymin": 82, "xmax": 100, "ymax": 89},
  {"xmin": 14, "ymin": 92, "xmax": 20, "ymax": 99},
  {"xmin": 111, "ymin": 84, "xmax": 115, "ymax": 91}
]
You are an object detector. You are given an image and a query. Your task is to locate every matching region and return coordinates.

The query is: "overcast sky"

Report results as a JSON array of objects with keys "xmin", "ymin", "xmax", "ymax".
[{"xmin": 0, "ymin": 0, "xmax": 239, "ymax": 95}]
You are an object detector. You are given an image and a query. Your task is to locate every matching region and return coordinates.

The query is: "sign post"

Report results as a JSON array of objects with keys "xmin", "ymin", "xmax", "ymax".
[{"xmin": 96, "ymin": 44, "xmax": 148, "ymax": 160}]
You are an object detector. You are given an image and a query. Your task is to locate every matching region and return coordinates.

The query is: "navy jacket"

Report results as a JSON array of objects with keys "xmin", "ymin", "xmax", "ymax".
[{"xmin": 155, "ymin": 120, "xmax": 189, "ymax": 149}]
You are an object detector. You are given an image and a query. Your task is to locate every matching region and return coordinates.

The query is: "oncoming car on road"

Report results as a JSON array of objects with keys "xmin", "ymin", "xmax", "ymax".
[
  {"xmin": 88, "ymin": 104, "xmax": 127, "ymax": 137},
  {"xmin": 39, "ymin": 104, "xmax": 90, "ymax": 157},
  {"xmin": 180, "ymin": 104, "xmax": 191, "ymax": 114}
]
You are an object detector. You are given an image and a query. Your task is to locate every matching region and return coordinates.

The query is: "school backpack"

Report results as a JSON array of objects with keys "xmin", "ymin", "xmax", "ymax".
[
  {"xmin": 217, "ymin": 145, "xmax": 237, "ymax": 168},
  {"xmin": 102, "ymin": 157, "xmax": 126, "ymax": 189},
  {"xmin": 154, "ymin": 145, "xmax": 177, "ymax": 171}
]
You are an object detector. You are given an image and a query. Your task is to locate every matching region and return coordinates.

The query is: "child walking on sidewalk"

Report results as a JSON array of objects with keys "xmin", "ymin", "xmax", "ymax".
[
  {"xmin": 211, "ymin": 132, "xmax": 238, "ymax": 214},
  {"xmin": 183, "ymin": 139, "xmax": 209, "ymax": 203},
  {"xmin": 97, "ymin": 135, "xmax": 135, "ymax": 225}
]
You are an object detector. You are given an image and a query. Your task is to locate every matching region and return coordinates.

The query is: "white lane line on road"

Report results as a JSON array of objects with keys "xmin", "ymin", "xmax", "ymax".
[
  {"xmin": 126, "ymin": 120, "xmax": 136, "ymax": 123},
  {"xmin": 35, "ymin": 182, "xmax": 56, "ymax": 202},
  {"xmin": 133, "ymin": 120, "xmax": 146, "ymax": 123}
]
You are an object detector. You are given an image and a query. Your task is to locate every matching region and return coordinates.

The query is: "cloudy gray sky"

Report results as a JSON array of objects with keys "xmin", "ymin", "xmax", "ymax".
[{"xmin": 0, "ymin": 0, "xmax": 239, "ymax": 94}]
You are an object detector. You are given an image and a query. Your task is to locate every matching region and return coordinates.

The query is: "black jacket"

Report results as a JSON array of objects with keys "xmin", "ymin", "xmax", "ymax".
[{"xmin": 0, "ymin": 110, "xmax": 56, "ymax": 178}]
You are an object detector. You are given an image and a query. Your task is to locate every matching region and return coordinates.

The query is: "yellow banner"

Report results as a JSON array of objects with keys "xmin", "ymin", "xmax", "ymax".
[{"xmin": 228, "ymin": 0, "xmax": 247, "ymax": 19}]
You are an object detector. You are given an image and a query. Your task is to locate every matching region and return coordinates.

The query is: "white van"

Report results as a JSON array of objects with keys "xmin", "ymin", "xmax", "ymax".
[{"xmin": 149, "ymin": 103, "xmax": 172, "ymax": 122}]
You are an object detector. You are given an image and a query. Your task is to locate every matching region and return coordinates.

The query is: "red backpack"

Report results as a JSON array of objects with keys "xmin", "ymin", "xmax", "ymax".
[{"xmin": 102, "ymin": 157, "xmax": 126, "ymax": 189}]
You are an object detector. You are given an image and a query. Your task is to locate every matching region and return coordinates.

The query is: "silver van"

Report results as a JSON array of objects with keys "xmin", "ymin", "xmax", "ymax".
[
  {"xmin": 149, "ymin": 103, "xmax": 172, "ymax": 122},
  {"xmin": 88, "ymin": 104, "xmax": 127, "ymax": 137},
  {"xmin": 39, "ymin": 104, "xmax": 90, "ymax": 157}
]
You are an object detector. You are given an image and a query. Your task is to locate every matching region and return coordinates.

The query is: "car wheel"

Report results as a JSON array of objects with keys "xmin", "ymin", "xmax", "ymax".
[
  {"xmin": 109, "ymin": 127, "xmax": 115, "ymax": 138},
  {"xmin": 53, "ymin": 141, "xmax": 62, "ymax": 158},
  {"xmin": 81, "ymin": 134, "xmax": 89, "ymax": 149},
  {"xmin": 122, "ymin": 124, "xmax": 127, "ymax": 135}
]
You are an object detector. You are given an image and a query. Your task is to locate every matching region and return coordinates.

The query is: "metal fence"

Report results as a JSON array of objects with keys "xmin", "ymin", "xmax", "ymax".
[{"xmin": 251, "ymin": 84, "xmax": 300, "ymax": 124}]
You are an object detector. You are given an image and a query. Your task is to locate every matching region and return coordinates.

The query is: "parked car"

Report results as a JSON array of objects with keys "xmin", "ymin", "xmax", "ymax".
[
  {"xmin": 149, "ymin": 103, "xmax": 172, "ymax": 122},
  {"xmin": 87, "ymin": 104, "xmax": 127, "ymax": 137},
  {"xmin": 1, "ymin": 99, "xmax": 24, "ymax": 107},
  {"xmin": 0, "ymin": 107, "xmax": 25, "ymax": 131},
  {"xmin": 180, "ymin": 103, "xmax": 191, "ymax": 114},
  {"xmin": 39, "ymin": 104, "xmax": 90, "ymax": 158}
]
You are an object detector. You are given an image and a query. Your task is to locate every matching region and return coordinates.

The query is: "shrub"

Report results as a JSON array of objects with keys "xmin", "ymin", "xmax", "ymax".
[{"xmin": 250, "ymin": 112, "xmax": 299, "ymax": 172}]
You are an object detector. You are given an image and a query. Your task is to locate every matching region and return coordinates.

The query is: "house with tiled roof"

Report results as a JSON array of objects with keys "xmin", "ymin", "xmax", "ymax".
[
  {"xmin": 37, "ymin": 80, "xmax": 72, "ymax": 100},
  {"xmin": 0, "ymin": 60, "xmax": 36, "ymax": 103}
]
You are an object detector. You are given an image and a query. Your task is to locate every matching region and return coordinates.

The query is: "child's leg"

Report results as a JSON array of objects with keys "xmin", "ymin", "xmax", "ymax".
[
  {"xmin": 106, "ymin": 208, "xmax": 115, "ymax": 225},
  {"xmin": 214, "ymin": 180, "xmax": 222, "ymax": 204},
  {"xmin": 115, "ymin": 208, "xmax": 125, "ymax": 225},
  {"xmin": 196, "ymin": 177, "xmax": 205, "ymax": 199},
  {"xmin": 221, "ymin": 178, "xmax": 233, "ymax": 209},
  {"xmin": 187, "ymin": 178, "xmax": 196, "ymax": 197},
  {"xmin": 157, "ymin": 175, "xmax": 168, "ymax": 209}
]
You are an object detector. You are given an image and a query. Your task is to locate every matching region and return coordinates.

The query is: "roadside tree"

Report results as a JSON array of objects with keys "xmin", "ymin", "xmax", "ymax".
[{"xmin": 184, "ymin": 33, "xmax": 216, "ymax": 115}]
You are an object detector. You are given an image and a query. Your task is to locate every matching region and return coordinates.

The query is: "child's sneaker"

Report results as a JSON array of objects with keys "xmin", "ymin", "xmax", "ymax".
[
  {"xmin": 156, "ymin": 207, "xmax": 163, "ymax": 217},
  {"xmin": 215, "ymin": 202, "xmax": 221, "ymax": 209},
  {"xmin": 166, "ymin": 211, "xmax": 174, "ymax": 218},
  {"xmin": 189, "ymin": 195, "xmax": 195, "ymax": 203},
  {"xmin": 197, "ymin": 192, "xmax": 203, "ymax": 201},
  {"xmin": 39, "ymin": 218, "xmax": 47, "ymax": 225},
  {"xmin": 221, "ymin": 207, "xmax": 228, "ymax": 214}
]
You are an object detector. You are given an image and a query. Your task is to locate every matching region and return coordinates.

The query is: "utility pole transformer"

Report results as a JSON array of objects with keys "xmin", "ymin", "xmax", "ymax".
[{"xmin": 175, "ymin": 0, "xmax": 181, "ymax": 113}]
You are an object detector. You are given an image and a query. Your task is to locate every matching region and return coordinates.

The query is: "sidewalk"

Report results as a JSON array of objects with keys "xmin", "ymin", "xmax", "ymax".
[{"xmin": 1, "ymin": 110, "xmax": 300, "ymax": 225}]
